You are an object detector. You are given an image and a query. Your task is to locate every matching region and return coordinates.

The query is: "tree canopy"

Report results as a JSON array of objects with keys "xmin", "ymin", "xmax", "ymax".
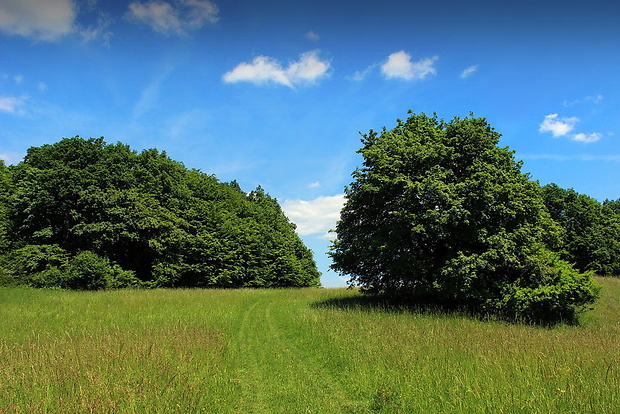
[
  {"xmin": 540, "ymin": 183, "xmax": 620, "ymax": 276},
  {"xmin": 0, "ymin": 137, "xmax": 320, "ymax": 289},
  {"xmin": 330, "ymin": 112, "xmax": 599, "ymax": 323}
]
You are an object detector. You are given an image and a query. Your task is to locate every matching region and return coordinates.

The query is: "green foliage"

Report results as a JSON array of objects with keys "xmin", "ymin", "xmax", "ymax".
[
  {"xmin": 541, "ymin": 183, "xmax": 620, "ymax": 275},
  {"xmin": 330, "ymin": 112, "xmax": 598, "ymax": 323},
  {"xmin": 64, "ymin": 251, "xmax": 140, "ymax": 290},
  {"xmin": 0, "ymin": 160, "xmax": 11, "ymax": 254},
  {"xmin": 1, "ymin": 244, "xmax": 139, "ymax": 289},
  {"xmin": 2, "ymin": 137, "xmax": 320, "ymax": 289}
]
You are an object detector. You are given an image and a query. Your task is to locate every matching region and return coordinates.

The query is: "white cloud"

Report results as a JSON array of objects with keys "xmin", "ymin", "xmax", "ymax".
[
  {"xmin": 539, "ymin": 113, "xmax": 603, "ymax": 144},
  {"xmin": 223, "ymin": 50, "xmax": 331, "ymax": 88},
  {"xmin": 126, "ymin": 0, "xmax": 219, "ymax": 35},
  {"xmin": 572, "ymin": 132, "xmax": 602, "ymax": 143},
  {"xmin": 305, "ymin": 30, "xmax": 320, "ymax": 41},
  {"xmin": 0, "ymin": 96, "xmax": 25, "ymax": 114},
  {"xmin": 281, "ymin": 194, "xmax": 345, "ymax": 237},
  {"xmin": 539, "ymin": 113, "xmax": 579, "ymax": 137},
  {"xmin": 223, "ymin": 56, "xmax": 289, "ymax": 86},
  {"xmin": 0, "ymin": 0, "xmax": 76, "ymax": 41},
  {"xmin": 460, "ymin": 65, "xmax": 478, "ymax": 79},
  {"xmin": 307, "ymin": 181, "xmax": 321, "ymax": 189},
  {"xmin": 286, "ymin": 51, "xmax": 331, "ymax": 84},
  {"xmin": 381, "ymin": 51, "xmax": 438, "ymax": 81}
]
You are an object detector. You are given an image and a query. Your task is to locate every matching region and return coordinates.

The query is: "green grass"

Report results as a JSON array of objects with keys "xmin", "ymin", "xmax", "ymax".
[{"xmin": 0, "ymin": 277, "xmax": 619, "ymax": 413}]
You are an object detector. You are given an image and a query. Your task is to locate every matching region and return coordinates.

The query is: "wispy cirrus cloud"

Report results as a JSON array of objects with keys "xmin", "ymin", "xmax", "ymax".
[
  {"xmin": 281, "ymin": 194, "xmax": 345, "ymax": 238},
  {"xmin": 126, "ymin": 0, "xmax": 219, "ymax": 36},
  {"xmin": 563, "ymin": 94, "xmax": 603, "ymax": 107},
  {"xmin": 132, "ymin": 65, "xmax": 176, "ymax": 119},
  {"xmin": 381, "ymin": 51, "xmax": 438, "ymax": 81},
  {"xmin": 0, "ymin": 96, "xmax": 26, "ymax": 115},
  {"xmin": 460, "ymin": 65, "xmax": 478, "ymax": 79},
  {"xmin": 346, "ymin": 64, "xmax": 378, "ymax": 81},
  {"xmin": 539, "ymin": 113, "xmax": 603, "ymax": 143},
  {"xmin": 79, "ymin": 11, "xmax": 113, "ymax": 46},
  {"xmin": 223, "ymin": 50, "xmax": 331, "ymax": 88},
  {"xmin": 521, "ymin": 153, "xmax": 620, "ymax": 162}
]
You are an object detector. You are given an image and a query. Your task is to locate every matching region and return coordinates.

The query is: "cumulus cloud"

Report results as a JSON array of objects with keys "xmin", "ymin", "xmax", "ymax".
[
  {"xmin": 539, "ymin": 113, "xmax": 579, "ymax": 137},
  {"xmin": 0, "ymin": 96, "xmax": 26, "ymax": 114},
  {"xmin": 223, "ymin": 55, "xmax": 290, "ymax": 86},
  {"xmin": 126, "ymin": 0, "xmax": 219, "ymax": 35},
  {"xmin": 539, "ymin": 113, "xmax": 602, "ymax": 143},
  {"xmin": 381, "ymin": 51, "xmax": 438, "ymax": 81},
  {"xmin": 223, "ymin": 50, "xmax": 331, "ymax": 88},
  {"xmin": 0, "ymin": 0, "xmax": 77, "ymax": 41},
  {"xmin": 572, "ymin": 132, "xmax": 602, "ymax": 143},
  {"xmin": 460, "ymin": 65, "xmax": 478, "ymax": 79},
  {"xmin": 281, "ymin": 194, "xmax": 345, "ymax": 237}
]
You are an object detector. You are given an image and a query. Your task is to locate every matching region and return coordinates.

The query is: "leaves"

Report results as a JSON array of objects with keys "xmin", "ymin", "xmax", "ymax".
[
  {"xmin": 2, "ymin": 137, "xmax": 320, "ymax": 289},
  {"xmin": 330, "ymin": 112, "xmax": 599, "ymax": 323},
  {"xmin": 541, "ymin": 184, "xmax": 620, "ymax": 275}
]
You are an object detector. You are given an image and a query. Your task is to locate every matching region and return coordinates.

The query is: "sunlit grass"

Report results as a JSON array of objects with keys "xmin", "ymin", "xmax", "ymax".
[{"xmin": 0, "ymin": 277, "xmax": 618, "ymax": 413}]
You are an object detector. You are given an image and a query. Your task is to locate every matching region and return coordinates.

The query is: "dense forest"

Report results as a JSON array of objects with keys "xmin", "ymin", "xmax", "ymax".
[{"xmin": 0, "ymin": 137, "xmax": 320, "ymax": 289}]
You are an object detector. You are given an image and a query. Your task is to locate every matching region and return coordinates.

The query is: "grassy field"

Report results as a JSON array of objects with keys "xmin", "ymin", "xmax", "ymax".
[{"xmin": 0, "ymin": 277, "xmax": 618, "ymax": 413}]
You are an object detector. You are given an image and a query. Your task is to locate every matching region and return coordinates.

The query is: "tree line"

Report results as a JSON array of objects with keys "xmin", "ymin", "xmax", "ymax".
[
  {"xmin": 1, "ymin": 115, "xmax": 618, "ymax": 323},
  {"xmin": 0, "ymin": 137, "xmax": 320, "ymax": 289}
]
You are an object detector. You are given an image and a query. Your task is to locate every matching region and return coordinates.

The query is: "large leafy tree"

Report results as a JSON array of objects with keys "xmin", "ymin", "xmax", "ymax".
[
  {"xmin": 3, "ymin": 137, "xmax": 320, "ymax": 289},
  {"xmin": 330, "ymin": 112, "xmax": 599, "ymax": 322}
]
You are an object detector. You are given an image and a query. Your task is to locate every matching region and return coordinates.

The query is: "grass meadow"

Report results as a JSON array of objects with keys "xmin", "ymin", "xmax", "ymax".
[{"xmin": 0, "ymin": 277, "xmax": 618, "ymax": 413}]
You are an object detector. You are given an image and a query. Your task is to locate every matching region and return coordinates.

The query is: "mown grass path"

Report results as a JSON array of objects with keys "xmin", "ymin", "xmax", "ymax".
[
  {"xmin": 227, "ymin": 293, "xmax": 364, "ymax": 413},
  {"xmin": 0, "ymin": 279, "xmax": 619, "ymax": 413}
]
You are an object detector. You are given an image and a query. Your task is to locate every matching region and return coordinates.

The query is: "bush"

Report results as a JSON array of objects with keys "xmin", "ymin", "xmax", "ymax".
[
  {"xmin": 497, "ymin": 250, "xmax": 601, "ymax": 323},
  {"xmin": 63, "ymin": 251, "xmax": 140, "ymax": 290},
  {"xmin": 2, "ymin": 245, "xmax": 139, "ymax": 290}
]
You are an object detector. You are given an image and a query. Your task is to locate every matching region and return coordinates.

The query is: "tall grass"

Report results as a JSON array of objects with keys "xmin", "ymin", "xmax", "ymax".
[{"xmin": 0, "ymin": 277, "xmax": 618, "ymax": 413}]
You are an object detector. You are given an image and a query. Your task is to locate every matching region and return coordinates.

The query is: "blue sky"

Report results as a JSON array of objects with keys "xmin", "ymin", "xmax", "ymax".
[{"xmin": 1, "ymin": 0, "xmax": 619, "ymax": 287}]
